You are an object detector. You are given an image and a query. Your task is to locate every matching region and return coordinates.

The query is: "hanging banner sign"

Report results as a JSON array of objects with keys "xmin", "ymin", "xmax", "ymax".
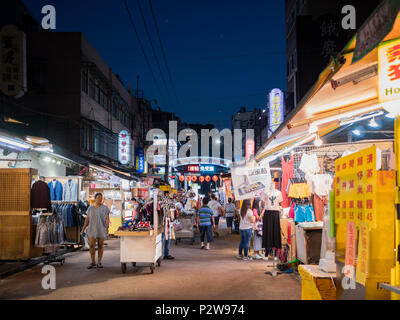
[
  {"xmin": 345, "ymin": 221, "xmax": 357, "ymax": 280},
  {"xmin": 118, "ymin": 130, "xmax": 130, "ymax": 165},
  {"xmin": 245, "ymin": 139, "xmax": 255, "ymax": 161},
  {"xmin": 135, "ymin": 147, "xmax": 145, "ymax": 173},
  {"xmin": 378, "ymin": 38, "xmax": 400, "ymax": 106},
  {"xmin": 269, "ymin": 88, "xmax": 284, "ymax": 134},
  {"xmin": 0, "ymin": 25, "xmax": 27, "ymax": 97},
  {"xmin": 352, "ymin": 0, "xmax": 400, "ymax": 64},
  {"xmin": 335, "ymin": 146, "xmax": 377, "ymax": 229},
  {"xmin": 224, "ymin": 179, "xmax": 232, "ymax": 202},
  {"xmin": 356, "ymin": 222, "xmax": 370, "ymax": 286},
  {"xmin": 231, "ymin": 160, "xmax": 272, "ymax": 200}
]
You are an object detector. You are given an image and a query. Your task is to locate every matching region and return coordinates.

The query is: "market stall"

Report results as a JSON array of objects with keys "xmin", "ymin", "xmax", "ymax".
[{"xmin": 115, "ymin": 189, "xmax": 165, "ymax": 274}]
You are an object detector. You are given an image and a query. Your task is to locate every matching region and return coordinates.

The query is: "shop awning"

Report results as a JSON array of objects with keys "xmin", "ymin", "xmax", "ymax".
[{"xmin": 256, "ymin": 9, "xmax": 400, "ymax": 162}]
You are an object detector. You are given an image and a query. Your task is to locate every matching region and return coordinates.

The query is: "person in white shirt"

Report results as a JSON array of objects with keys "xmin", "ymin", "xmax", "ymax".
[
  {"xmin": 208, "ymin": 194, "xmax": 225, "ymax": 237},
  {"xmin": 224, "ymin": 198, "xmax": 236, "ymax": 234},
  {"xmin": 237, "ymin": 199, "xmax": 255, "ymax": 261}
]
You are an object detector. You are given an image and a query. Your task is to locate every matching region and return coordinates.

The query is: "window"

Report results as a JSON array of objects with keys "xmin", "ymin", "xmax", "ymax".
[
  {"xmin": 94, "ymin": 82, "xmax": 100, "ymax": 104},
  {"xmin": 89, "ymin": 77, "xmax": 95, "ymax": 99},
  {"xmin": 81, "ymin": 69, "xmax": 88, "ymax": 94}
]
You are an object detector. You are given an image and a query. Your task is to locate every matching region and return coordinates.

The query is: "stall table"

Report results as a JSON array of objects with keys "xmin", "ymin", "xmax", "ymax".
[{"xmin": 298, "ymin": 264, "xmax": 336, "ymax": 300}]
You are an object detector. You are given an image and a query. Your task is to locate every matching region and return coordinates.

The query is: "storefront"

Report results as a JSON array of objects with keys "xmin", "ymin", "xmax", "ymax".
[{"xmin": 254, "ymin": 2, "xmax": 400, "ymax": 300}]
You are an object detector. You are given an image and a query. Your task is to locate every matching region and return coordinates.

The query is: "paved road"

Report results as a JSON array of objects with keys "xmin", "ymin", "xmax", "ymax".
[{"xmin": 0, "ymin": 230, "xmax": 301, "ymax": 300}]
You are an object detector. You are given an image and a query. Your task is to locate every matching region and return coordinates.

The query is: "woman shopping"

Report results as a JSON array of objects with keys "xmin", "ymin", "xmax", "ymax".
[
  {"xmin": 237, "ymin": 199, "xmax": 255, "ymax": 261},
  {"xmin": 81, "ymin": 193, "xmax": 110, "ymax": 269}
]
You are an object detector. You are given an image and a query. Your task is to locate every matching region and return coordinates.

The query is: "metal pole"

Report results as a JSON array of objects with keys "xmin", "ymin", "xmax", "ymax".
[{"xmin": 395, "ymin": 116, "xmax": 400, "ymax": 298}]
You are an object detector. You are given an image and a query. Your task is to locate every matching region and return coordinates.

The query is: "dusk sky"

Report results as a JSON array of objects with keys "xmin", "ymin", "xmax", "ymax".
[{"xmin": 24, "ymin": 0, "xmax": 286, "ymax": 129}]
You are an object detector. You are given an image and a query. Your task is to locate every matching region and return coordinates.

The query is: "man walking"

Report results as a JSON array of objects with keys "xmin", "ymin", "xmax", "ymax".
[{"xmin": 196, "ymin": 197, "xmax": 215, "ymax": 250}]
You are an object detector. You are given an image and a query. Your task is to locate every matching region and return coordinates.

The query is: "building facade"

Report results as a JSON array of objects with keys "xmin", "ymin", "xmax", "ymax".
[{"xmin": 285, "ymin": 0, "xmax": 381, "ymax": 116}]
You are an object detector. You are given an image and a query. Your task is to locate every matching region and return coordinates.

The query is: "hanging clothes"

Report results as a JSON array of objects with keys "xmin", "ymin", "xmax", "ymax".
[
  {"xmin": 262, "ymin": 210, "xmax": 282, "ymax": 250},
  {"xmin": 63, "ymin": 179, "xmax": 78, "ymax": 201},
  {"xmin": 48, "ymin": 180, "xmax": 63, "ymax": 201},
  {"xmin": 31, "ymin": 180, "xmax": 52, "ymax": 211},
  {"xmin": 281, "ymin": 155, "xmax": 294, "ymax": 208},
  {"xmin": 312, "ymin": 195, "xmax": 328, "ymax": 222}
]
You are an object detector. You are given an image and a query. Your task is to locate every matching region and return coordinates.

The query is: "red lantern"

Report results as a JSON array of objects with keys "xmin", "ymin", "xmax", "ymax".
[
  {"xmin": 191, "ymin": 176, "xmax": 197, "ymax": 182},
  {"xmin": 179, "ymin": 175, "xmax": 185, "ymax": 182},
  {"xmin": 205, "ymin": 176, "xmax": 211, "ymax": 182},
  {"xmin": 199, "ymin": 176, "xmax": 205, "ymax": 183},
  {"xmin": 212, "ymin": 175, "xmax": 218, "ymax": 182},
  {"xmin": 186, "ymin": 176, "xmax": 192, "ymax": 182}
]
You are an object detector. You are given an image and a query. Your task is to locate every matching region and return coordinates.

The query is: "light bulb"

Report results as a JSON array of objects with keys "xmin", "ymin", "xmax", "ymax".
[
  {"xmin": 314, "ymin": 136, "xmax": 323, "ymax": 147},
  {"xmin": 368, "ymin": 117, "xmax": 379, "ymax": 128}
]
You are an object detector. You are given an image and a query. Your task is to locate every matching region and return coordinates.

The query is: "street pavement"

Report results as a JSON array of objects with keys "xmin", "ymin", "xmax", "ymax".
[{"xmin": 0, "ymin": 222, "xmax": 301, "ymax": 300}]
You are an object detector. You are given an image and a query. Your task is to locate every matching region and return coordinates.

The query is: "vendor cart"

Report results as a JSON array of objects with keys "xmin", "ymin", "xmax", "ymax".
[
  {"xmin": 175, "ymin": 210, "xmax": 196, "ymax": 245},
  {"xmin": 114, "ymin": 191, "xmax": 163, "ymax": 274}
]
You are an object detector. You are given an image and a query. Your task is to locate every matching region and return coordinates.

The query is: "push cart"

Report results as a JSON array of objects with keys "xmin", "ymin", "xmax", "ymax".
[
  {"xmin": 175, "ymin": 210, "xmax": 196, "ymax": 245},
  {"xmin": 115, "ymin": 192, "xmax": 163, "ymax": 274}
]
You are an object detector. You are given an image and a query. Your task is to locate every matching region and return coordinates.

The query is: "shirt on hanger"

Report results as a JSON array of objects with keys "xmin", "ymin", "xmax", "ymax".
[
  {"xmin": 264, "ymin": 189, "xmax": 283, "ymax": 211},
  {"xmin": 310, "ymin": 174, "xmax": 333, "ymax": 197},
  {"xmin": 299, "ymin": 153, "xmax": 320, "ymax": 174}
]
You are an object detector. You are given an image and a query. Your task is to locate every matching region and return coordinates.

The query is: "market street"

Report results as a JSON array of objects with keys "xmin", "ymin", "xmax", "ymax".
[{"xmin": 0, "ymin": 226, "xmax": 300, "ymax": 300}]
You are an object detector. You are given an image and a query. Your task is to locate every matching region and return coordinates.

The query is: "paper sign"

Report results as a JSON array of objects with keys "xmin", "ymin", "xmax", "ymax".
[
  {"xmin": 345, "ymin": 221, "xmax": 357, "ymax": 279},
  {"xmin": 356, "ymin": 222, "xmax": 370, "ymax": 285}
]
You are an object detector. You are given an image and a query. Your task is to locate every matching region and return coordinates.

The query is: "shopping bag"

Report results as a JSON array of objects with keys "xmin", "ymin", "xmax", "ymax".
[{"xmin": 174, "ymin": 221, "xmax": 183, "ymax": 231}]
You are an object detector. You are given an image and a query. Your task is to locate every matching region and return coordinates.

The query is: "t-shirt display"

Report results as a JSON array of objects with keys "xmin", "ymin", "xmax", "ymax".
[{"xmin": 264, "ymin": 189, "xmax": 283, "ymax": 211}]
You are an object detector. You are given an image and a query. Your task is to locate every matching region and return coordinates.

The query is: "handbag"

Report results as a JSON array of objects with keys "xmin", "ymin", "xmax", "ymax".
[{"xmin": 174, "ymin": 221, "xmax": 183, "ymax": 231}]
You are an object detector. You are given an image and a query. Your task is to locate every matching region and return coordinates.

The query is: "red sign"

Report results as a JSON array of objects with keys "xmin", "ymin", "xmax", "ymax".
[
  {"xmin": 187, "ymin": 165, "xmax": 200, "ymax": 173},
  {"xmin": 245, "ymin": 139, "xmax": 255, "ymax": 160},
  {"xmin": 138, "ymin": 188, "xmax": 150, "ymax": 199}
]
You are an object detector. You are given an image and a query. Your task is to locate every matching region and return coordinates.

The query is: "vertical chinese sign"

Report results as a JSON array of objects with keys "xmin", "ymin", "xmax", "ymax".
[
  {"xmin": 345, "ymin": 221, "xmax": 357, "ymax": 279},
  {"xmin": 0, "ymin": 25, "xmax": 27, "ymax": 97},
  {"xmin": 335, "ymin": 145, "xmax": 377, "ymax": 229},
  {"xmin": 268, "ymin": 88, "xmax": 284, "ymax": 134},
  {"xmin": 379, "ymin": 38, "xmax": 400, "ymax": 108},
  {"xmin": 245, "ymin": 139, "xmax": 255, "ymax": 161},
  {"xmin": 118, "ymin": 130, "xmax": 130, "ymax": 165},
  {"xmin": 356, "ymin": 222, "xmax": 370, "ymax": 286}
]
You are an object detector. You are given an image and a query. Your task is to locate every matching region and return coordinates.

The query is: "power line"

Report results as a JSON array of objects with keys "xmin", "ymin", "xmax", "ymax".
[
  {"xmin": 122, "ymin": 0, "xmax": 165, "ymax": 103},
  {"xmin": 148, "ymin": 0, "xmax": 180, "ymax": 106},
  {"xmin": 136, "ymin": 0, "xmax": 174, "ymax": 108}
]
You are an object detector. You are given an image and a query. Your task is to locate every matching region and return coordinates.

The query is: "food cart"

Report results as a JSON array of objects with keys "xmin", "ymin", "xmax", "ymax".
[
  {"xmin": 175, "ymin": 209, "xmax": 196, "ymax": 245},
  {"xmin": 115, "ymin": 191, "xmax": 163, "ymax": 274}
]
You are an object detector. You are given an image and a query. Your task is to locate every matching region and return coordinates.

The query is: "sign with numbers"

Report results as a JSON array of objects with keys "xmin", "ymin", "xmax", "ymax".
[{"xmin": 335, "ymin": 146, "xmax": 377, "ymax": 229}]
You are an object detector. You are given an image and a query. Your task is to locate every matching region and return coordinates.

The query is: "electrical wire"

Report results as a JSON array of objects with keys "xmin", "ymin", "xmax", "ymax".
[
  {"xmin": 136, "ymin": 0, "xmax": 174, "ymax": 108},
  {"xmin": 122, "ymin": 0, "xmax": 165, "ymax": 103},
  {"xmin": 148, "ymin": 0, "xmax": 180, "ymax": 106}
]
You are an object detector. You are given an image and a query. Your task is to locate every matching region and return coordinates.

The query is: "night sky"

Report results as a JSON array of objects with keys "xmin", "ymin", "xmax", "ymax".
[{"xmin": 24, "ymin": 0, "xmax": 286, "ymax": 129}]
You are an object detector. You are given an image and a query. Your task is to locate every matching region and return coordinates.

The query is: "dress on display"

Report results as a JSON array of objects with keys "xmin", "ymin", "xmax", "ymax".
[{"xmin": 281, "ymin": 156, "xmax": 294, "ymax": 208}]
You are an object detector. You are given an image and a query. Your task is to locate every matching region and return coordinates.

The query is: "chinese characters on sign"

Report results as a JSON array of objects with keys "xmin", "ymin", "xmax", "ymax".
[
  {"xmin": 268, "ymin": 88, "xmax": 284, "ymax": 134},
  {"xmin": 335, "ymin": 146, "xmax": 377, "ymax": 229},
  {"xmin": 135, "ymin": 147, "xmax": 145, "ymax": 173},
  {"xmin": 345, "ymin": 221, "xmax": 357, "ymax": 280},
  {"xmin": 0, "ymin": 25, "xmax": 26, "ymax": 97},
  {"xmin": 118, "ymin": 130, "xmax": 130, "ymax": 165},
  {"xmin": 356, "ymin": 223, "xmax": 370, "ymax": 286},
  {"xmin": 187, "ymin": 165, "xmax": 200, "ymax": 173},
  {"xmin": 379, "ymin": 38, "xmax": 400, "ymax": 106},
  {"xmin": 245, "ymin": 139, "xmax": 255, "ymax": 161}
]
